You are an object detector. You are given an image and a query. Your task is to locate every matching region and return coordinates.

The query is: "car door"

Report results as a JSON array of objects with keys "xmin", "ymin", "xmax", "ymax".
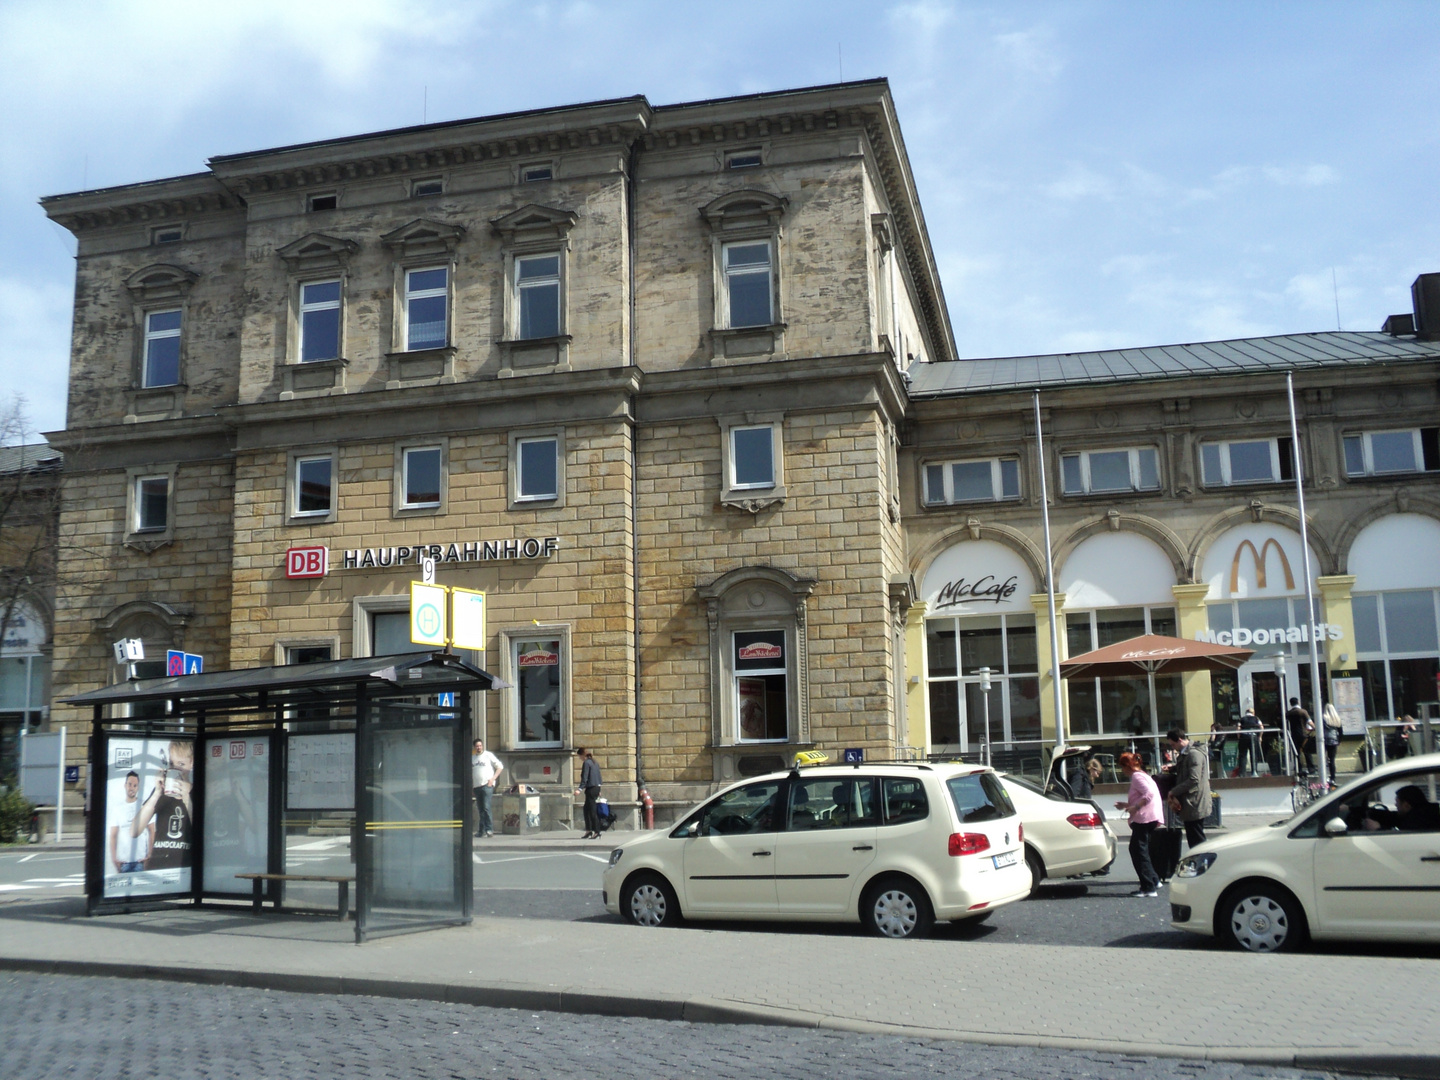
[
  {"xmin": 680, "ymin": 779, "xmax": 783, "ymax": 917},
  {"xmin": 774, "ymin": 776, "xmax": 878, "ymax": 914},
  {"xmin": 1312, "ymin": 767, "xmax": 1440, "ymax": 939}
]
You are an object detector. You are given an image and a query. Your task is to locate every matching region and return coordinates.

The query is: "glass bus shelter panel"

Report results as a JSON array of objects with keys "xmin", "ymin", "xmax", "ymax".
[{"xmin": 357, "ymin": 715, "xmax": 469, "ymax": 940}]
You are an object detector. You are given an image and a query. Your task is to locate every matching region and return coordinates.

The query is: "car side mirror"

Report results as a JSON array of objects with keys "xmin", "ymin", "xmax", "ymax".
[
  {"xmin": 680, "ymin": 821, "xmax": 699, "ymax": 838},
  {"xmin": 1323, "ymin": 817, "xmax": 1349, "ymax": 837}
]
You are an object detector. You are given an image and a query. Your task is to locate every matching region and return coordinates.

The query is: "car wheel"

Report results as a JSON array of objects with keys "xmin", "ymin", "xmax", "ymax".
[
  {"xmin": 1024, "ymin": 847, "xmax": 1045, "ymax": 898},
  {"xmin": 1219, "ymin": 883, "xmax": 1307, "ymax": 953},
  {"xmin": 621, "ymin": 872, "xmax": 680, "ymax": 928},
  {"xmin": 861, "ymin": 876, "xmax": 935, "ymax": 939}
]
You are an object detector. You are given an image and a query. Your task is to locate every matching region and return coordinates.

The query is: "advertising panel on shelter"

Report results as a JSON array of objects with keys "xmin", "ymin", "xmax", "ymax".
[
  {"xmin": 102, "ymin": 737, "xmax": 195, "ymax": 899},
  {"xmin": 202, "ymin": 735, "xmax": 270, "ymax": 893}
]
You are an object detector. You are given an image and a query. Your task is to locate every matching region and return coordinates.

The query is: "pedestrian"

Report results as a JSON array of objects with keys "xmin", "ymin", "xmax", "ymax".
[
  {"xmin": 1070, "ymin": 756, "xmax": 1099, "ymax": 800},
  {"xmin": 1164, "ymin": 728, "xmax": 1212, "ymax": 850},
  {"xmin": 1321, "ymin": 703, "xmax": 1342, "ymax": 785},
  {"xmin": 1286, "ymin": 697, "xmax": 1314, "ymax": 772},
  {"xmin": 1236, "ymin": 707, "xmax": 1262, "ymax": 777},
  {"xmin": 576, "ymin": 747, "xmax": 602, "ymax": 839},
  {"xmin": 1114, "ymin": 752, "xmax": 1163, "ymax": 897},
  {"xmin": 1388, "ymin": 718, "xmax": 1417, "ymax": 760},
  {"xmin": 471, "ymin": 739, "xmax": 503, "ymax": 838}
]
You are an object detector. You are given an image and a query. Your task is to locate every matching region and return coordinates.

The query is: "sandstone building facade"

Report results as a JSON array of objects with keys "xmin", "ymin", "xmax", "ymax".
[{"xmin": 41, "ymin": 81, "xmax": 1440, "ymax": 821}]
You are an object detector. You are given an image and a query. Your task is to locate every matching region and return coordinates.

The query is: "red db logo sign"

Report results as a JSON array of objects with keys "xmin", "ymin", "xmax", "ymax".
[{"xmin": 285, "ymin": 546, "xmax": 328, "ymax": 579}]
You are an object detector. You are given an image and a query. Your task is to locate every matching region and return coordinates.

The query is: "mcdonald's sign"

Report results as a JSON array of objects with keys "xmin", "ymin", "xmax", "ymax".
[{"xmin": 1229, "ymin": 538, "xmax": 1296, "ymax": 595}]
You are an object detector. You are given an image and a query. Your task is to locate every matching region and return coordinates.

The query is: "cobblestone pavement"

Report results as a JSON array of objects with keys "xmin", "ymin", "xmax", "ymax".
[{"xmin": 0, "ymin": 972, "xmax": 1380, "ymax": 1080}]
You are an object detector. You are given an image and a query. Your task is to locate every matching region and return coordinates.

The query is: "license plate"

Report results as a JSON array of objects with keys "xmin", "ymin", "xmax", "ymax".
[{"xmin": 992, "ymin": 850, "xmax": 1018, "ymax": 869}]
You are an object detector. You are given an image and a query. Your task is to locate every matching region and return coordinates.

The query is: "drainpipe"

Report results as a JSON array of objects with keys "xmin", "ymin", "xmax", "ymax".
[{"xmin": 626, "ymin": 135, "xmax": 645, "ymax": 795}]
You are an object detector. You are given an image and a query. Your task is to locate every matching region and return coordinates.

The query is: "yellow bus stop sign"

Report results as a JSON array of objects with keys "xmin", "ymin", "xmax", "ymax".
[{"xmin": 410, "ymin": 582, "xmax": 447, "ymax": 647}]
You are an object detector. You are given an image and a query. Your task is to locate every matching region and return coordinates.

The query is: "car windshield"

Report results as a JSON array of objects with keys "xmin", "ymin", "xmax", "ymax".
[{"xmin": 947, "ymin": 772, "xmax": 1014, "ymax": 823}]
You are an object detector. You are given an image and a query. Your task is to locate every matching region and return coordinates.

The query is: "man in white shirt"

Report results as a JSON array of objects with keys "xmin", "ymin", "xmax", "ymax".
[
  {"xmin": 108, "ymin": 770, "xmax": 151, "ymax": 873},
  {"xmin": 472, "ymin": 739, "xmax": 503, "ymax": 838}
]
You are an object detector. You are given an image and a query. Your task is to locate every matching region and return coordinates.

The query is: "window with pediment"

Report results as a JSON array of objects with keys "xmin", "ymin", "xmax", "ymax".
[
  {"xmin": 491, "ymin": 204, "xmax": 578, "ymax": 376},
  {"xmin": 700, "ymin": 190, "xmax": 787, "ymax": 364}
]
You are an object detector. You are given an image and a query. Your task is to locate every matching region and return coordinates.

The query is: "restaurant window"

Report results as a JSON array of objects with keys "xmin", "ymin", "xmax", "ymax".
[
  {"xmin": 734, "ymin": 630, "xmax": 788, "ymax": 743},
  {"xmin": 925, "ymin": 613, "xmax": 1040, "ymax": 751},
  {"xmin": 1064, "ymin": 606, "xmax": 1180, "ymax": 739},
  {"xmin": 1353, "ymin": 590, "xmax": 1440, "ymax": 721}
]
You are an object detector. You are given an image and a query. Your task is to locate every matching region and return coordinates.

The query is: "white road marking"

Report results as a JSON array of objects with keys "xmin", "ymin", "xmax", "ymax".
[
  {"xmin": 18, "ymin": 853, "xmax": 37, "ymax": 863},
  {"xmin": 473, "ymin": 852, "xmax": 580, "ymax": 865},
  {"xmin": 576, "ymin": 852, "xmax": 610, "ymax": 863},
  {"xmin": 286, "ymin": 837, "xmax": 350, "ymax": 851}
]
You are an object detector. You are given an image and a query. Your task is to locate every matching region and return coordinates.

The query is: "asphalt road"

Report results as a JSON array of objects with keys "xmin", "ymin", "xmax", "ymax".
[{"xmin": 0, "ymin": 971, "xmax": 1364, "ymax": 1080}]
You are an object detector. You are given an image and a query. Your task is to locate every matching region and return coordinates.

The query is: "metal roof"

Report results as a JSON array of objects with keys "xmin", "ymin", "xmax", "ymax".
[
  {"xmin": 0, "ymin": 441, "xmax": 61, "ymax": 474},
  {"xmin": 65, "ymin": 651, "xmax": 506, "ymax": 710},
  {"xmin": 907, "ymin": 331, "xmax": 1440, "ymax": 397}
]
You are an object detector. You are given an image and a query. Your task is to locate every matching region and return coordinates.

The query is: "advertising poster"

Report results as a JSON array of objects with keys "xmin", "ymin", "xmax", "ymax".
[
  {"xmin": 202, "ymin": 735, "xmax": 270, "ymax": 894},
  {"xmin": 102, "ymin": 736, "xmax": 195, "ymax": 900},
  {"xmin": 738, "ymin": 678, "xmax": 768, "ymax": 740},
  {"xmin": 287, "ymin": 733, "xmax": 355, "ymax": 810}
]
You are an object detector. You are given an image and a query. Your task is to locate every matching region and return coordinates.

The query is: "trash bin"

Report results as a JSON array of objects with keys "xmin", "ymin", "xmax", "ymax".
[
  {"xmin": 501, "ymin": 793, "xmax": 541, "ymax": 835},
  {"xmin": 1203, "ymin": 792, "xmax": 1221, "ymax": 829}
]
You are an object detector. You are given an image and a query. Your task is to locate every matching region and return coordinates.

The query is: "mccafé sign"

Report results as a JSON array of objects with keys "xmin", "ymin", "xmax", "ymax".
[
  {"xmin": 284, "ymin": 536, "xmax": 560, "ymax": 579},
  {"xmin": 1196, "ymin": 624, "xmax": 1344, "ymax": 648},
  {"xmin": 933, "ymin": 574, "xmax": 1020, "ymax": 610}
]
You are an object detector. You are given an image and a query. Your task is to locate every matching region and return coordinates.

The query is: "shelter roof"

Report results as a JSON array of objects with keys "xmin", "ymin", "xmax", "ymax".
[{"xmin": 65, "ymin": 651, "xmax": 505, "ymax": 712}]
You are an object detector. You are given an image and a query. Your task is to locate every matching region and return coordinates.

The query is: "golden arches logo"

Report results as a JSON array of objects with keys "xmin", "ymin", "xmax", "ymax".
[{"xmin": 1229, "ymin": 538, "xmax": 1295, "ymax": 594}]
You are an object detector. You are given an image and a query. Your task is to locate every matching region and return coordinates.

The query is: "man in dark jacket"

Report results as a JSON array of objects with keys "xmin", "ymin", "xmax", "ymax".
[{"xmin": 1164, "ymin": 728, "xmax": 1213, "ymax": 849}]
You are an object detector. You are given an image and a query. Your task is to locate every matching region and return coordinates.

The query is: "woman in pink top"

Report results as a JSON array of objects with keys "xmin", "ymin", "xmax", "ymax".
[{"xmin": 1114, "ymin": 751, "xmax": 1163, "ymax": 897}]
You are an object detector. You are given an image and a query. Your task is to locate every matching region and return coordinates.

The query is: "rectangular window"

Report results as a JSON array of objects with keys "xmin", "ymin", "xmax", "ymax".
[
  {"xmin": 726, "ymin": 150, "xmax": 763, "ymax": 169},
  {"xmin": 514, "ymin": 637, "xmax": 563, "ymax": 746},
  {"xmin": 730, "ymin": 425, "xmax": 775, "ymax": 489},
  {"xmin": 308, "ymin": 193, "xmax": 337, "ymax": 212},
  {"xmin": 152, "ymin": 227, "xmax": 182, "ymax": 245},
  {"xmin": 402, "ymin": 446, "xmax": 441, "ymax": 508},
  {"xmin": 411, "ymin": 179, "xmax": 443, "ymax": 198},
  {"xmin": 722, "ymin": 240, "xmax": 773, "ymax": 328},
  {"xmin": 1198, "ymin": 437, "xmax": 1294, "ymax": 486},
  {"xmin": 1343, "ymin": 429, "xmax": 1440, "ymax": 477},
  {"xmin": 521, "ymin": 165, "xmax": 553, "ymax": 183},
  {"xmin": 294, "ymin": 455, "xmax": 333, "ymax": 516},
  {"xmin": 516, "ymin": 437, "xmax": 558, "ymax": 501},
  {"xmin": 135, "ymin": 476, "xmax": 169, "ymax": 532},
  {"xmin": 299, "ymin": 280, "xmax": 341, "ymax": 362},
  {"xmin": 143, "ymin": 310, "xmax": 182, "ymax": 387},
  {"xmin": 515, "ymin": 254, "xmax": 561, "ymax": 339},
  {"xmin": 734, "ymin": 630, "xmax": 787, "ymax": 742},
  {"xmin": 404, "ymin": 267, "xmax": 448, "ymax": 350},
  {"xmin": 923, "ymin": 457, "xmax": 1020, "ymax": 505},
  {"xmin": 1059, "ymin": 447, "xmax": 1160, "ymax": 495},
  {"xmin": 287, "ymin": 645, "xmax": 333, "ymax": 665}
]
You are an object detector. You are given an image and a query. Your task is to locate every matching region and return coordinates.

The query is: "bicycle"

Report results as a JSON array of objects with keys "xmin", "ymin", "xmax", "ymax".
[{"xmin": 1291, "ymin": 773, "xmax": 1329, "ymax": 813}]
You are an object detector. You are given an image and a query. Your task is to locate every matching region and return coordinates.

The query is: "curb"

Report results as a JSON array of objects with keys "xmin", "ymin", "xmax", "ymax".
[{"xmin": 2, "ymin": 956, "xmax": 1436, "ymax": 1079}]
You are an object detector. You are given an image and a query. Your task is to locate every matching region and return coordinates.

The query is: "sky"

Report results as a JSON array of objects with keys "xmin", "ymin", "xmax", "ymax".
[{"xmin": 2, "ymin": 0, "xmax": 1438, "ymax": 439}]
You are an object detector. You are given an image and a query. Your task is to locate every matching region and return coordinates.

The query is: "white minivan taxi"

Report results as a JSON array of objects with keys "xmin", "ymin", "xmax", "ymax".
[{"xmin": 602, "ymin": 761, "xmax": 1031, "ymax": 938}]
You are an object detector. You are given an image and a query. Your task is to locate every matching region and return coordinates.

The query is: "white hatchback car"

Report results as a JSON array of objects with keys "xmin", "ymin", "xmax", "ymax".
[
  {"xmin": 602, "ymin": 762, "xmax": 1031, "ymax": 938},
  {"xmin": 1001, "ymin": 774, "xmax": 1116, "ymax": 894},
  {"xmin": 1170, "ymin": 751, "xmax": 1440, "ymax": 952}
]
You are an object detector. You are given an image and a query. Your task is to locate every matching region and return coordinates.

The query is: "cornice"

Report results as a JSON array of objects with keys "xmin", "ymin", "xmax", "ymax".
[{"xmin": 41, "ymin": 174, "xmax": 243, "ymax": 235}]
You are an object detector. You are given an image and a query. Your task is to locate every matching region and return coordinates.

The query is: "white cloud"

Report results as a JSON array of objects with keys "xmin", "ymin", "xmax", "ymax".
[
  {"xmin": 1042, "ymin": 163, "xmax": 1116, "ymax": 201},
  {"xmin": 992, "ymin": 26, "xmax": 1063, "ymax": 79}
]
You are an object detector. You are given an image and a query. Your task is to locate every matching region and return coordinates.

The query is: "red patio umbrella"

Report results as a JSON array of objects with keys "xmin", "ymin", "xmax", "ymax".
[{"xmin": 1058, "ymin": 633, "xmax": 1253, "ymax": 678}]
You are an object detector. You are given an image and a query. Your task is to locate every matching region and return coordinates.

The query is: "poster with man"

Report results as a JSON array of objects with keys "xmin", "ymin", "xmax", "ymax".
[{"xmin": 102, "ymin": 737, "xmax": 195, "ymax": 899}]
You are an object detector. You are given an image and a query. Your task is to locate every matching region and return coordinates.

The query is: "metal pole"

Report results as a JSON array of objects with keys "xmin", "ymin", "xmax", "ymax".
[
  {"xmin": 1286, "ymin": 372, "xmax": 1328, "ymax": 789},
  {"xmin": 978, "ymin": 667, "xmax": 993, "ymax": 767},
  {"xmin": 1033, "ymin": 391, "xmax": 1066, "ymax": 753}
]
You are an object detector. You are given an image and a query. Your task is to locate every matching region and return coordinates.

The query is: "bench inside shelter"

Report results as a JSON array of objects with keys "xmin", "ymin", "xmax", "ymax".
[{"xmin": 237, "ymin": 873, "xmax": 355, "ymax": 920}]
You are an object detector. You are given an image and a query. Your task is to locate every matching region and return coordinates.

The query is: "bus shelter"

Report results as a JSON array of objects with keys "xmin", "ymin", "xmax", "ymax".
[{"xmin": 69, "ymin": 651, "xmax": 505, "ymax": 942}]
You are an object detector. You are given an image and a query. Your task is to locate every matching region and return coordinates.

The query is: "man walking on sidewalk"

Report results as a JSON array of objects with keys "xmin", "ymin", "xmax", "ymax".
[
  {"xmin": 1165, "ymin": 728, "xmax": 1212, "ymax": 849},
  {"xmin": 472, "ymin": 739, "xmax": 503, "ymax": 838}
]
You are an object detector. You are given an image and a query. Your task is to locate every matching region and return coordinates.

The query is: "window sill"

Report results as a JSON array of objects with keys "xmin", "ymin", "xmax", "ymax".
[
  {"xmin": 124, "ymin": 384, "xmax": 187, "ymax": 423},
  {"xmin": 385, "ymin": 347, "xmax": 455, "ymax": 389},
  {"xmin": 721, "ymin": 484, "xmax": 786, "ymax": 514},
  {"xmin": 123, "ymin": 533, "xmax": 173, "ymax": 554},
  {"xmin": 395, "ymin": 503, "xmax": 443, "ymax": 520},
  {"xmin": 285, "ymin": 511, "xmax": 336, "ymax": 526},
  {"xmin": 280, "ymin": 357, "xmax": 349, "ymax": 400},
  {"xmin": 922, "ymin": 497, "xmax": 1022, "ymax": 511},
  {"xmin": 1060, "ymin": 487, "xmax": 1164, "ymax": 500},
  {"xmin": 708, "ymin": 324, "xmax": 786, "ymax": 365},
  {"xmin": 497, "ymin": 335, "xmax": 572, "ymax": 378}
]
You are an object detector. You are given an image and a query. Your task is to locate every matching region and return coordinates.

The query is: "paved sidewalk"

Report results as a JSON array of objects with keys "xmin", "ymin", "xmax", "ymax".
[{"xmin": 0, "ymin": 896, "xmax": 1436, "ymax": 1078}]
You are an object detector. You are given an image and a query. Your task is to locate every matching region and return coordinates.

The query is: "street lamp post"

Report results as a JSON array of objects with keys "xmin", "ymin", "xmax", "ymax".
[
  {"xmin": 1273, "ymin": 652, "xmax": 1288, "ymax": 776},
  {"xmin": 978, "ymin": 667, "xmax": 993, "ymax": 767}
]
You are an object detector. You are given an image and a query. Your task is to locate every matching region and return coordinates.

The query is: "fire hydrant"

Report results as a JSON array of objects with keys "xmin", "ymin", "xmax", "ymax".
[{"xmin": 639, "ymin": 787, "xmax": 654, "ymax": 830}]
